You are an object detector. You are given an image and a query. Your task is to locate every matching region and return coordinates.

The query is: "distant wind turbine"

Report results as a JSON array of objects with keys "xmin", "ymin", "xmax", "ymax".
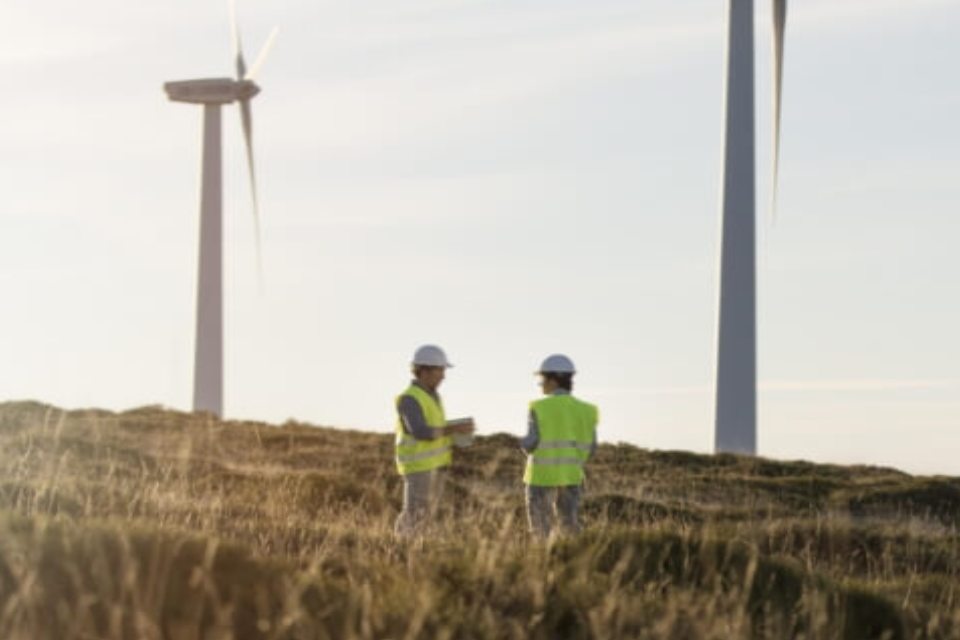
[
  {"xmin": 714, "ymin": 0, "xmax": 787, "ymax": 455},
  {"xmin": 164, "ymin": 2, "xmax": 278, "ymax": 417}
]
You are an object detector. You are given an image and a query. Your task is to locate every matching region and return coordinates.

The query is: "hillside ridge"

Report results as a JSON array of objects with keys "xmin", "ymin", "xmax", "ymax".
[{"xmin": 1, "ymin": 400, "xmax": 957, "ymax": 638}]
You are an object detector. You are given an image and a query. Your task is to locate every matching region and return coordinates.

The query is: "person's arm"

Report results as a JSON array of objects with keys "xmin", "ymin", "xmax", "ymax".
[
  {"xmin": 519, "ymin": 409, "xmax": 540, "ymax": 452},
  {"xmin": 398, "ymin": 395, "xmax": 437, "ymax": 440},
  {"xmin": 398, "ymin": 396, "xmax": 472, "ymax": 439}
]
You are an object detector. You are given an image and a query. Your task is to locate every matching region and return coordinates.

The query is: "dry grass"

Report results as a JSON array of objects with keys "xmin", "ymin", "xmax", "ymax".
[{"xmin": 0, "ymin": 400, "xmax": 957, "ymax": 639}]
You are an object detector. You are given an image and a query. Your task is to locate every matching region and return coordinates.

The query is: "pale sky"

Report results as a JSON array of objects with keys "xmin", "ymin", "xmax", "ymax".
[{"xmin": 1, "ymin": 0, "xmax": 958, "ymax": 475}]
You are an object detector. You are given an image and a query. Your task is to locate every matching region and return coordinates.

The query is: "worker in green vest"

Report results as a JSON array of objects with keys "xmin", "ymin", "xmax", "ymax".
[
  {"xmin": 394, "ymin": 344, "xmax": 475, "ymax": 537},
  {"xmin": 520, "ymin": 354, "xmax": 598, "ymax": 538}
]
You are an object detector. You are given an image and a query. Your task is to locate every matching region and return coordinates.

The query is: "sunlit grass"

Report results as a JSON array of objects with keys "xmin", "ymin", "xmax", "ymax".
[{"xmin": 0, "ymin": 400, "xmax": 957, "ymax": 638}]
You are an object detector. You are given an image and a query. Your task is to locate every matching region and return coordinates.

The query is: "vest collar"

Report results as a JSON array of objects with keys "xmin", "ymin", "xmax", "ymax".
[{"xmin": 411, "ymin": 379, "xmax": 441, "ymax": 401}]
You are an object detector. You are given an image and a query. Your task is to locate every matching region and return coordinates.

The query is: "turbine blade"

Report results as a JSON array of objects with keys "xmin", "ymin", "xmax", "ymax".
[
  {"xmin": 239, "ymin": 98, "xmax": 263, "ymax": 280},
  {"xmin": 771, "ymin": 0, "xmax": 787, "ymax": 222},
  {"xmin": 230, "ymin": 0, "xmax": 247, "ymax": 80},
  {"xmin": 245, "ymin": 27, "xmax": 279, "ymax": 80}
]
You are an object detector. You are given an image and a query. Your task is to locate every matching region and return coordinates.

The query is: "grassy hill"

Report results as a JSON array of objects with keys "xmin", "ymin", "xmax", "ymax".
[{"xmin": 0, "ymin": 400, "xmax": 957, "ymax": 639}]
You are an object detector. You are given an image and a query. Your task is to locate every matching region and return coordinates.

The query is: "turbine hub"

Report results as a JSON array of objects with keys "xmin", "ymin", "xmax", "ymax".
[{"xmin": 236, "ymin": 79, "xmax": 261, "ymax": 100}]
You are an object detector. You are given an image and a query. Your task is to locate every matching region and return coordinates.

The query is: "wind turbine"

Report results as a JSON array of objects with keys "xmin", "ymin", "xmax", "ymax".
[
  {"xmin": 164, "ymin": 4, "xmax": 278, "ymax": 417},
  {"xmin": 714, "ymin": 0, "xmax": 787, "ymax": 454}
]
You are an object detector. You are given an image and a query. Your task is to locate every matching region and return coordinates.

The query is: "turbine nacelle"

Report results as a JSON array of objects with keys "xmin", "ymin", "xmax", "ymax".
[{"xmin": 164, "ymin": 78, "xmax": 261, "ymax": 105}]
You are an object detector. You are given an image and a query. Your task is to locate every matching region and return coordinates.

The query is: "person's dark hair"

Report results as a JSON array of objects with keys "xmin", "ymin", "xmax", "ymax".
[
  {"xmin": 543, "ymin": 372, "xmax": 574, "ymax": 391},
  {"xmin": 413, "ymin": 365, "xmax": 442, "ymax": 378}
]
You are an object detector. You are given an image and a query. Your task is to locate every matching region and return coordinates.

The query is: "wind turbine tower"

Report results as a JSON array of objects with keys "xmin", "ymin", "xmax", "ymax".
[
  {"xmin": 714, "ymin": 0, "xmax": 786, "ymax": 454},
  {"xmin": 164, "ymin": 5, "xmax": 277, "ymax": 417}
]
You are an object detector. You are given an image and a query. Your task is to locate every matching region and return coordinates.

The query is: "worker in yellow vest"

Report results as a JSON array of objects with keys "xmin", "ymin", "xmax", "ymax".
[
  {"xmin": 394, "ymin": 344, "xmax": 475, "ymax": 537},
  {"xmin": 520, "ymin": 354, "xmax": 598, "ymax": 538}
]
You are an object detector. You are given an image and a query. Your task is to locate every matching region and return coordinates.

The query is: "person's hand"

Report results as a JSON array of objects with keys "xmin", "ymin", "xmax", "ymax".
[
  {"xmin": 452, "ymin": 422, "xmax": 475, "ymax": 435},
  {"xmin": 446, "ymin": 418, "xmax": 475, "ymax": 435}
]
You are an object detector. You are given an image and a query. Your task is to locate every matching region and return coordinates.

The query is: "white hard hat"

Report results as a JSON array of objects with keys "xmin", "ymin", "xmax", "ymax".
[
  {"xmin": 412, "ymin": 344, "xmax": 453, "ymax": 368},
  {"xmin": 537, "ymin": 354, "xmax": 576, "ymax": 374}
]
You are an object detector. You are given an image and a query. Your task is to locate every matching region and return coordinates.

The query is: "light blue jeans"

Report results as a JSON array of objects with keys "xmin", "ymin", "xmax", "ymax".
[{"xmin": 526, "ymin": 485, "xmax": 582, "ymax": 538}]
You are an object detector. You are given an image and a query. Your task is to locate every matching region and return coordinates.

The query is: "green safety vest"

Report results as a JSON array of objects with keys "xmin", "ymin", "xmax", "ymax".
[
  {"xmin": 524, "ymin": 394, "xmax": 598, "ymax": 487},
  {"xmin": 395, "ymin": 384, "xmax": 453, "ymax": 475}
]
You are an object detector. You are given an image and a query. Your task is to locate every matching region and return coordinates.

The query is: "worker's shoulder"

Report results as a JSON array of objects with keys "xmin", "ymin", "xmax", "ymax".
[
  {"xmin": 529, "ymin": 395, "xmax": 554, "ymax": 409},
  {"xmin": 573, "ymin": 395, "xmax": 598, "ymax": 414},
  {"xmin": 563, "ymin": 395, "xmax": 599, "ymax": 421},
  {"xmin": 398, "ymin": 382, "xmax": 427, "ymax": 397},
  {"xmin": 530, "ymin": 394, "xmax": 596, "ymax": 410},
  {"xmin": 396, "ymin": 385, "xmax": 420, "ymax": 404}
]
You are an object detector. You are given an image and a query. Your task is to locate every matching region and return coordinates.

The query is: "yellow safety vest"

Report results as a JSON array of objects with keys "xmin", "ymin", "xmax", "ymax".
[
  {"xmin": 524, "ymin": 394, "xmax": 597, "ymax": 486},
  {"xmin": 395, "ymin": 384, "xmax": 453, "ymax": 475}
]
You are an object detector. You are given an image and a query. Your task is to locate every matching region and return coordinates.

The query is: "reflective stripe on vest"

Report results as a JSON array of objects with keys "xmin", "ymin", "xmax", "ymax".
[
  {"xmin": 536, "ymin": 440, "xmax": 593, "ymax": 452},
  {"xmin": 528, "ymin": 456, "xmax": 585, "ymax": 466},
  {"xmin": 397, "ymin": 445, "xmax": 453, "ymax": 465},
  {"xmin": 395, "ymin": 384, "xmax": 453, "ymax": 475},
  {"xmin": 525, "ymin": 395, "xmax": 598, "ymax": 487}
]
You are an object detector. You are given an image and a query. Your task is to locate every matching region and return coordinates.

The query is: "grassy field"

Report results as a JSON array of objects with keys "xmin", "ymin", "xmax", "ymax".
[{"xmin": 0, "ymin": 400, "xmax": 958, "ymax": 639}]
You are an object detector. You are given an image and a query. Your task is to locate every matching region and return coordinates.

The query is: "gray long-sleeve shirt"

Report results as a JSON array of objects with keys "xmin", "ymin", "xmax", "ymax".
[
  {"xmin": 397, "ymin": 381, "xmax": 444, "ymax": 441},
  {"xmin": 520, "ymin": 389, "xmax": 598, "ymax": 457}
]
